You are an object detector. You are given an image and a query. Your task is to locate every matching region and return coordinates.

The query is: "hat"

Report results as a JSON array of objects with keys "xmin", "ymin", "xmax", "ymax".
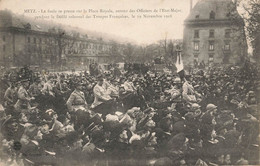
[
  {"xmin": 127, "ymin": 107, "xmax": 140, "ymax": 115},
  {"xmin": 184, "ymin": 112, "xmax": 195, "ymax": 120},
  {"xmin": 45, "ymin": 109, "xmax": 55, "ymax": 116},
  {"xmin": 110, "ymin": 123, "xmax": 127, "ymax": 139},
  {"xmin": 20, "ymin": 79, "xmax": 30, "ymax": 83},
  {"xmin": 105, "ymin": 114, "xmax": 119, "ymax": 122},
  {"xmin": 102, "ymin": 121, "xmax": 119, "ymax": 131},
  {"xmin": 24, "ymin": 123, "xmax": 37, "ymax": 135},
  {"xmin": 174, "ymin": 77, "xmax": 181, "ymax": 83},
  {"xmin": 172, "ymin": 121, "xmax": 186, "ymax": 133},
  {"xmin": 74, "ymin": 82, "xmax": 83, "ymax": 87},
  {"xmin": 143, "ymin": 107, "xmax": 155, "ymax": 114},
  {"xmin": 206, "ymin": 104, "xmax": 217, "ymax": 111},
  {"xmin": 191, "ymin": 103, "xmax": 201, "ymax": 110},
  {"xmin": 129, "ymin": 134, "xmax": 141, "ymax": 144},
  {"xmin": 119, "ymin": 114, "xmax": 132, "ymax": 125},
  {"xmin": 154, "ymin": 157, "xmax": 172, "ymax": 166},
  {"xmin": 97, "ymin": 75, "xmax": 103, "ymax": 81},
  {"xmin": 167, "ymin": 133, "xmax": 186, "ymax": 150}
]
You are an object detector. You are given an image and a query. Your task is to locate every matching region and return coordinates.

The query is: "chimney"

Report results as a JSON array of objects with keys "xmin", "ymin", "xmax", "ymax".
[{"xmin": 190, "ymin": 0, "xmax": 193, "ymax": 12}]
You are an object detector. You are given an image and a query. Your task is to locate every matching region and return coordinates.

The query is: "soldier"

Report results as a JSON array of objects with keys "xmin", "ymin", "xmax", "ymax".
[
  {"xmin": 28, "ymin": 78, "xmax": 43, "ymax": 107},
  {"xmin": 123, "ymin": 76, "xmax": 136, "ymax": 93},
  {"xmin": 66, "ymin": 82, "xmax": 88, "ymax": 113},
  {"xmin": 165, "ymin": 77, "xmax": 182, "ymax": 101},
  {"xmin": 14, "ymin": 79, "xmax": 34, "ymax": 113},
  {"xmin": 28, "ymin": 78, "xmax": 42, "ymax": 97},
  {"xmin": 91, "ymin": 75, "xmax": 113, "ymax": 118},
  {"xmin": 182, "ymin": 76, "xmax": 201, "ymax": 104},
  {"xmin": 4, "ymin": 82, "xmax": 17, "ymax": 114},
  {"xmin": 107, "ymin": 79, "xmax": 119, "ymax": 99},
  {"xmin": 41, "ymin": 76, "xmax": 55, "ymax": 97},
  {"xmin": 103, "ymin": 74, "xmax": 112, "ymax": 91}
]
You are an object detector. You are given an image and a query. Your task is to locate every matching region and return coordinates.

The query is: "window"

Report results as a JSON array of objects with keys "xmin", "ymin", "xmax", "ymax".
[
  {"xmin": 28, "ymin": 37, "xmax": 30, "ymax": 43},
  {"xmin": 3, "ymin": 36, "xmax": 5, "ymax": 42},
  {"xmin": 209, "ymin": 29, "xmax": 214, "ymax": 38},
  {"xmin": 194, "ymin": 54, "xmax": 199, "ymax": 61},
  {"xmin": 209, "ymin": 54, "xmax": 214, "ymax": 62},
  {"xmin": 194, "ymin": 30, "xmax": 199, "ymax": 38},
  {"xmin": 195, "ymin": 15, "xmax": 200, "ymax": 19},
  {"xmin": 224, "ymin": 41, "xmax": 230, "ymax": 50},
  {"xmin": 209, "ymin": 41, "xmax": 214, "ymax": 51},
  {"xmin": 34, "ymin": 37, "xmax": 36, "ymax": 44},
  {"xmin": 39, "ymin": 38, "xmax": 42, "ymax": 44},
  {"xmin": 210, "ymin": 11, "xmax": 215, "ymax": 19},
  {"xmin": 3, "ymin": 45, "xmax": 5, "ymax": 52},
  {"xmin": 225, "ymin": 29, "xmax": 231, "ymax": 38},
  {"xmin": 194, "ymin": 41, "xmax": 199, "ymax": 51}
]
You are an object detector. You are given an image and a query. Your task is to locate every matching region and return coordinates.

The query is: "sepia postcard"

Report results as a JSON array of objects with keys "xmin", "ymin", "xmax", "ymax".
[{"xmin": 0, "ymin": 0, "xmax": 259, "ymax": 165}]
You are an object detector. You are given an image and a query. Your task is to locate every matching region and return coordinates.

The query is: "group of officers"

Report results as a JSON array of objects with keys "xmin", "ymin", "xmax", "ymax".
[{"xmin": 4, "ymin": 71, "xmax": 201, "ymax": 118}]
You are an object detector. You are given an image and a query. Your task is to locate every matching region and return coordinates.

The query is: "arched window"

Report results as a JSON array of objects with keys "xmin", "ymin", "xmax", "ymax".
[{"xmin": 210, "ymin": 11, "xmax": 215, "ymax": 19}]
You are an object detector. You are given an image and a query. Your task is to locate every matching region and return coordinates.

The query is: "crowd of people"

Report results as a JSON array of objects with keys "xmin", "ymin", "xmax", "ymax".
[{"xmin": 0, "ymin": 61, "xmax": 259, "ymax": 166}]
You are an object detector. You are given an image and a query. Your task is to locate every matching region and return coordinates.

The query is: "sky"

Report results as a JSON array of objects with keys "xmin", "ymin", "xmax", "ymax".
[{"xmin": 0, "ymin": 0, "xmax": 250, "ymax": 47}]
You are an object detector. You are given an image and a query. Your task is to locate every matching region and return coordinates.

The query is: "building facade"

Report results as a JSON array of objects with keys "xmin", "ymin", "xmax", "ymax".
[
  {"xmin": 0, "ymin": 10, "xmax": 123, "ymax": 70},
  {"xmin": 183, "ymin": 0, "xmax": 248, "ymax": 67}
]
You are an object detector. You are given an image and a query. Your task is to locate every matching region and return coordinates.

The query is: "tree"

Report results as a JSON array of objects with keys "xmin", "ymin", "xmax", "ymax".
[
  {"xmin": 123, "ymin": 43, "xmax": 135, "ymax": 62},
  {"xmin": 144, "ymin": 44, "xmax": 161, "ymax": 63},
  {"xmin": 167, "ymin": 40, "xmax": 174, "ymax": 57},
  {"xmin": 158, "ymin": 39, "xmax": 167, "ymax": 58},
  {"xmin": 109, "ymin": 41, "xmax": 122, "ymax": 63},
  {"xmin": 225, "ymin": 0, "xmax": 248, "ymax": 64},
  {"xmin": 242, "ymin": 0, "xmax": 260, "ymax": 63},
  {"xmin": 47, "ymin": 27, "xmax": 77, "ymax": 69}
]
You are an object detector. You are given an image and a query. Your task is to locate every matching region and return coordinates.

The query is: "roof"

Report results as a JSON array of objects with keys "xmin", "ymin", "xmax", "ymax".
[{"xmin": 185, "ymin": 0, "xmax": 242, "ymax": 21}]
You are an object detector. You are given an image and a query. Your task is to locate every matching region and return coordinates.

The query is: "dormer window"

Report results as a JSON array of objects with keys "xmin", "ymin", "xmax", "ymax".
[
  {"xmin": 209, "ymin": 41, "xmax": 215, "ymax": 51},
  {"xmin": 210, "ymin": 11, "xmax": 215, "ymax": 19},
  {"xmin": 209, "ymin": 30, "xmax": 215, "ymax": 38},
  {"xmin": 195, "ymin": 14, "xmax": 200, "ymax": 19}
]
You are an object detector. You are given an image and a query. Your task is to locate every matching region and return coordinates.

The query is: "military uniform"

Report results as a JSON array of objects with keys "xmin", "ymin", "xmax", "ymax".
[
  {"xmin": 91, "ymin": 84, "xmax": 111, "ymax": 109},
  {"xmin": 103, "ymin": 79, "xmax": 111, "ymax": 90},
  {"xmin": 123, "ymin": 81, "xmax": 135, "ymax": 92},
  {"xmin": 66, "ymin": 90, "xmax": 87, "ymax": 112},
  {"xmin": 107, "ymin": 84, "xmax": 119, "ymax": 98},
  {"xmin": 41, "ymin": 81, "xmax": 54, "ymax": 96},
  {"xmin": 4, "ymin": 86, "xmax": 16, "ymax": 107},
  {"xmin": 182, "ymin": 81, "xmax": 196, "ymax": 103},
  {"xmin": 91, "ymin": 84, "xmax": 113, "ymax": 118},
  {"xmin": 28, "ymin": 83, "xmax": 42, "ymax": 97},
  {"xmin": 14, "ymin": 85, "xmax": 31, "ymax": 111},
  {"xmin": 165, "ymin": 86, "xmax": 182, "ymax": 101}
]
